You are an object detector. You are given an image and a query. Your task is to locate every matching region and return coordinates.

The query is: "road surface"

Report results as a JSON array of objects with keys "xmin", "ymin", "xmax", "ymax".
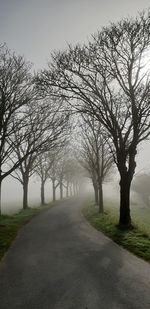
[{"xmin": 0, "ymin": 198, "xmax": 150, "ymax": 309}]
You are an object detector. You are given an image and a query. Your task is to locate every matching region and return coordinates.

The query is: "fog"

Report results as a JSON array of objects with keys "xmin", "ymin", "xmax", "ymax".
[
  {"xmin": 1, "ymin": 176, "xmax": 53, "ymax": 214},
  {"xmin": 2, "ymin": 160, "xmax": 148, "ymax": 215},
  {"xmin": 1, "ymin": 137, "xmax": 150, "ymax": 215},
  {"xmin": 1, "ymin": 1, "xmax": 150, "ymax": 215}
]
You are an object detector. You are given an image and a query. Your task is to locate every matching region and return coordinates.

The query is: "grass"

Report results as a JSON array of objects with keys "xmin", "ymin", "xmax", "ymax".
[
  {"xmin": 0, "ymin": 203, "xmax": 54, "ymax": 261},
  {"xmin": 82, "ymin": 202, "xmax": 150, "ymax": 262}
]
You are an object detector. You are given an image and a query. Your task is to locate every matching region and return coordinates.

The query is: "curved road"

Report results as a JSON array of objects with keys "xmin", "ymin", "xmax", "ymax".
[{"xmin": 0, "ymin": 199, "xmax": 150, "ymax": 309}]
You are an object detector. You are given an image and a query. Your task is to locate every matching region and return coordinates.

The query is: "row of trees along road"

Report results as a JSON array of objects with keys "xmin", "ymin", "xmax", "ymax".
[
  {"xmin": 35, "ymin": 149, "xmax": 82, "ymax": 206},
  {"xmin": 0, "ymin": 44, "xmax": 70, "ymax": 214},
  {"xmin": 36, "ymin": 11, "xmax": 150, "ymax": 228}
]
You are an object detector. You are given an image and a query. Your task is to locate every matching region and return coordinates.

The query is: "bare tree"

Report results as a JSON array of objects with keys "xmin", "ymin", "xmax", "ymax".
[
  {"xmin": 63, "ymin": 156, "xmax": 82, "ymax": 197},
  {"xmin": 0, "ymin": 44, "xmax": 33, "ymax": 213},
  {"xmin": 77, "ymin": 115, "xmax": 113, "ymax": 212},
  {"xmin": 36, "ymin": 11, "xmax": 150, "ymax": 227},
  {"xmin": 57, "ymin": 157, "xmax": 67, "ymax": 199},
  {"xmin": 34, "ymin": 140, "xmax": 70, "ymax": 205},
  {"xmin": 10, "ymin": 98, "xmax": 69, "ymax": 209},
  {"xmin": 35, "ymin": 153, "xmax": 54, "ymax": 205},
  {"xmin": 48, "ymin": 151, "xmax": 61, "ymax": 202},
  {"xmin": 62, "ymin": 159, "xmax": 72, "ymax": 198},
  {"xmin": 55, "ymin": 147, "xmax": 77, "ymax": 199},
  {"xmin": 48, "ymin": 149, "xmax": 82, "ymax": 201}
]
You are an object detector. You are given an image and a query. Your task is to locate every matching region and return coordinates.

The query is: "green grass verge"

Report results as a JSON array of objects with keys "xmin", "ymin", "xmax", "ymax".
[
  {"xmin": 0, "ymin": 203, "xmax": 54, "ymax": 261},
  {"xmin": 82, "ymin": 204, "xmax": 150, "ymax": 262}
]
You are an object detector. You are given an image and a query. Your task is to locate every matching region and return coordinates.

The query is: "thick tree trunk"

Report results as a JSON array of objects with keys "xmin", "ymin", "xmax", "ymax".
[
  {"xmin": 52, "ymin": 179, "xmax": 56, "ymax": 202},
  {"xmin": 23, "ymin": 179, "xmax": 29, "ymax": 209},
  {"xmin": 93, "ymin": 183, "xmax": 98, "ymax": 205},
  {"xmin": 0, "ymin": 179, "xmax": 2, "ymax": 215},
  {"xmin": 119, "ymin": 176, "xmax": 131, "ymax": 227},
  {"xmin": 41, "ymin": 181, "xmax": 45, "ymax": 205},
  {"xmin": 118, "ymin": 148, "xmax": 136, "ymax": 228},
  {"xmin": 98, "ymin": 181, "xmax": 103, "ymax": 213}
]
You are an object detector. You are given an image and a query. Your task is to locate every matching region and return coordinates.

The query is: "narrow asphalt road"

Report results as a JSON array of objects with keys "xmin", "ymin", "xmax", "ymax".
[{"xmin": 0, "ymin": 199, "xmax": 150, "ymax": 309}]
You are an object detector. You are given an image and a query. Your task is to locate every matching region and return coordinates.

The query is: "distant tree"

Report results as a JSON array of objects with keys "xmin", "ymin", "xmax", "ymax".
[
  {"xmin": 57, "ymin": 157, "xmax": 67, "ymax": 199},
  {"xmin": 63, "ymin": 156, "xmax": 83, "ymax": 197},
  {"xmin": 54, "ymin": 147, "xmax": 79, "ymax": 199},
  {"xmin": 48, "ymin": 152, "xmax": 61, "ymax": 202},
  {"xmin": 0, "ymin": 44, "xmax": 33, "ymax": 214},
  {"xmin": 34, "ymin": 153, "xmax": 54, "ymax": 205},
  {"xmin": 36, "ymin": 11, "xmax": 150, "ymax": 227},
  {"xmin": 77, "ymin": 115, "xmax": 113, "ymax": 212},
  {"xmin": 62, "ymin": 159, "xmax": 72, "ymax": 198},
  {"xmin": 48, "ymin": 150, "xmax": 82, "ymax": 200}
]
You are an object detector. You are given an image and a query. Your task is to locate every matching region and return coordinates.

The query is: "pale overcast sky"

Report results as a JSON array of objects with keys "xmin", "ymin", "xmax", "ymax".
[{"xmin": 0, "ymin": 0, "xmax": 150, "ymax": 69}]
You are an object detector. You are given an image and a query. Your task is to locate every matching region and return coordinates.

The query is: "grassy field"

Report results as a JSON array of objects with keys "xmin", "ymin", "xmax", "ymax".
[
  {"xmin": 0, "ymin": 203, "xmax": 54, "ymax": 261},
  {"xmin": 83, "ymin": 199, "xmax": 150, "ymax": 262}
]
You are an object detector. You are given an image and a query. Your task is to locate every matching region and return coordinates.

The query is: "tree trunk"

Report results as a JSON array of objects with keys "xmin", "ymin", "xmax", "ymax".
[
  {"xmin": 66, "ymin": 182, "xmax": 69, "ymax": 197},
  {"xmin": 0, "ymin": 179, "xmax": 2, "ymax": 215},
  {"xmin": 23, "ymin": 179, "xmax": 29, "ymax": 209},
  {"xmin": 75, "ymin": 182, "xmax": 79, "ymax": 196},
  {"xmin": 52, "ymin": 179, "xmax": 56, "ymax": 202},
  {"xmin": 93, "ymin": 183, "xmax": 98, "ymax": 205},
  {"xmin": 60, "ymin": 181, "xmax": 63, "ymax": 199},
  {"xmin": 41, "ymin": 181, "xmax": 45, "ymax": 205},
  {"xmin": 118, "ymin": 148, "xmax": 137, "ymax": 227},
  {"xmin": 119, "ymin": 175, "xmax": 131, "ymax": 227},
  {"xmin": 73, "ymin": 182, "xmax": 76, "ymax": 196},
  {"xmin": 98, "ymin": 181, "xmax": 103, "ymax": 213}
]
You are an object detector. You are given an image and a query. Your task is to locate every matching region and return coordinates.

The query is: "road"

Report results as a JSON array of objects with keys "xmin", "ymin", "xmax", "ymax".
[{"xmin": 0, "ymin": 198, "xmax": 150, "ymax": 309}]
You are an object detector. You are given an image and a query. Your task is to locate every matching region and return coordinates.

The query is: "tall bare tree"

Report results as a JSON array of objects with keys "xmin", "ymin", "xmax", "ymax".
[
  {"xmin": 36, "ymin": 11, "xmax": 150, "ymax": 227},
  {"xmin": 0, "ymin": 44, "xmax": 33, "ymax": 213}
]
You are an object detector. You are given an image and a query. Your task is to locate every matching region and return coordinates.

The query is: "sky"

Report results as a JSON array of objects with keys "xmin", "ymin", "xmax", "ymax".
[
  {"xmin": 1, "ymin": 0, "xmax": 150, "ymax": 212},
  {"xmin": 0, "ymin": 0, "xmax": 150, "ymax": 70}
]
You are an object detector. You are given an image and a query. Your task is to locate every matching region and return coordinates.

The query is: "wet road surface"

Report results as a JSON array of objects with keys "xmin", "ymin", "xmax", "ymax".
[{"xmin": 0, "ymin": 198, "xmax": 150, "ymax": 308}]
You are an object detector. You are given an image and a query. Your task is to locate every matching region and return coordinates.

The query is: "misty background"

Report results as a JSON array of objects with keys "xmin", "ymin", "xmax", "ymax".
[{"xmin": 1, "ymin": 0, "xmax": 150, "ymax": 214}]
